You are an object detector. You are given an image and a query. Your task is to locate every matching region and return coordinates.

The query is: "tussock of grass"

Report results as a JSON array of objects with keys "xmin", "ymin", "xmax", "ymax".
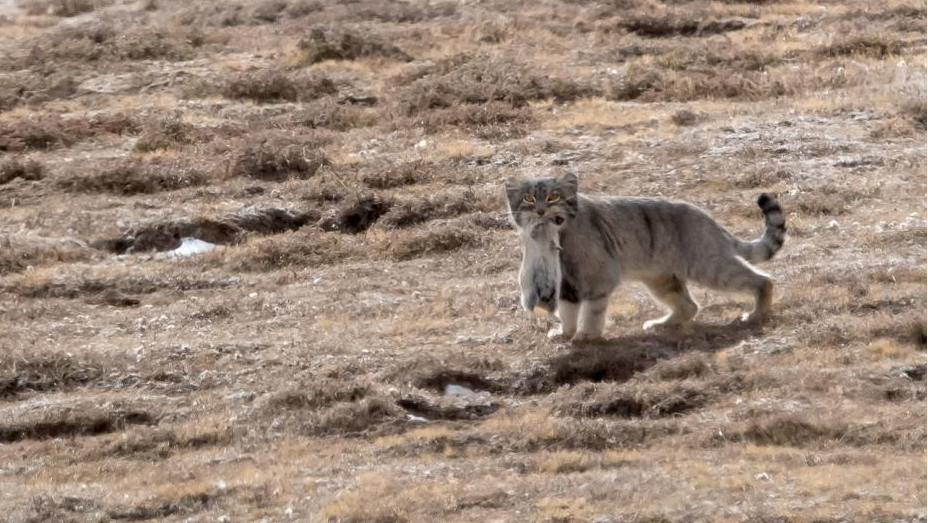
[
  {"xmin": 19, "ymin": 0, "xmax": 109, "ymax": 17},
  {"xmin": 410, "ymin": 101, "xmax": 534, "ymax": 138},
  {"xmin": 360, "ymin": 159, "xmax": 432, "ymax": 189},
  {"xmin": 297, "ymin": 25, "xmax": 412, "ymax": 64},
  {"xmin": 0, "ymin": 72, "xmax": 76, "ymax": 112},
  {"xmin": 255, "ymin": 380, "xmax": 402, "ymax": 436},
  {"xmin": 556, "ymin": 380, "xmax": 715, "ymax": 419},
  {"xmin": 0, "ymin": 157, "xmax": 43, "ymax": 185},
  {"xmin": 0, "ymin": 237, "xmax": 96, "ymax": 275},
  {"xmin": 24, "ymin": 23, "xmax": 202, "ymax": 64},
  {"xmin": 605, "ymin": 61, "xmax": 792, "ymax": 102},
  {"xmin": 395, "ymin": 53, "xmax": 595, "ymax": 115},
  {"xmin": 221, "ymin": 69, "xmax": 337, "ymax": 103},
  {"xmin": 0, "ymin": 113, "xmax": 135, "ymax": 152},
  {"xmin": 226, "ymin": 132, "xmax": 329, "ymax": 181},
  {"xmin": 818, "ymin": 35, "xmax": 906, "ymax": 59},
  {"xmin": 133, "ymin": 117, "xmax": 196, "ymax": 152},
  {"xmin": 0, "ymin": 402, "xmax": 157, "ymax": 442},
  {"xmin": 273, "ymin": 99, "xmax": 375, "ymax": 131},
  {"xmin": 388, "ymin": 221, "xmax": 482, "ymax": 261},
  {"xmin": 226, "ymin": 229, "xmax": 356, "ymax": 271},
  {"xmin": 378, "ymin": 193, "xmax": 477, "ymax": 229},
  {"xmin": 618, "ymin": 13, "xmax": 746, "ymax": 38},
  {"xmin": 0, "ymin": 352, "xmax": 105, "ymax": 397},
  {"xmin": 342, "ymin": 0, "xmax": 456, "ymax": 23},
  {"xmin": 175, "ymin": 0, "xmax": 322, "ymax": 27},
  {"xmin": 57, "ymin": 158, "xmax": 207, "ymax": 195}
]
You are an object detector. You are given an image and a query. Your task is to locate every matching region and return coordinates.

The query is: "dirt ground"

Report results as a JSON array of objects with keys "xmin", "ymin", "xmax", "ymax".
[{"xmin": 0, "ymin": 0, "xmax": 926, "ymax": 521}]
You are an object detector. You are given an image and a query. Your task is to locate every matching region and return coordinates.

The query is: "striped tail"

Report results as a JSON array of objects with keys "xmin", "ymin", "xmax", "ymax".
[{"xmin": 734, "ymin": 193, "xmax": 786, "ymax": 263}]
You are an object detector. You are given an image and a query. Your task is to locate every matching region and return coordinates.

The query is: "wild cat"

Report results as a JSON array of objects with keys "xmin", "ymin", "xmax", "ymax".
[{"xmin": 504, "ymin": 173, "xmax": 786, "ymax": 341}]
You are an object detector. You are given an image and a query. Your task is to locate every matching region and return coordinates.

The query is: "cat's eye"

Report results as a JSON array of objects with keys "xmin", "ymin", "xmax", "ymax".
[
  {"xmin": 546, "ymin": 193, "xmax": 559, "ymax": 203},
  {"xmin": 554, "ymin": 216, "xmax": 565, "ymax": 225},
  {"xmin": 523, "ymin": 195, "xmax": 536, "ymax": 204}
]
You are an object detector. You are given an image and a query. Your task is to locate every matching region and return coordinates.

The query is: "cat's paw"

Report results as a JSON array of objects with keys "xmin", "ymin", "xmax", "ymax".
[
  {"xmin": 643, "ymin": 317, "xmax": 670, "ymax": 331},
  {"xmin": 739, "ymin": 312, "xmax": 766, "ymax": 327},
  {"xmin": 571, "ymin": 331, "xmax": 604, "ymax": 343},
  {"xmin": 547, "ymin": 327, "xmax": 574, "ymax": 342}
]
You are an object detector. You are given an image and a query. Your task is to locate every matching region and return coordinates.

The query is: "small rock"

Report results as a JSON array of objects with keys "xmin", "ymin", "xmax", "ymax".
[
  {"xmin": 406, "ymin": 414, "xmax": 429, "ymax": 423},
  {"xmin": 755, "ymin": 472, "xmax": 772, "ymax": 482}
]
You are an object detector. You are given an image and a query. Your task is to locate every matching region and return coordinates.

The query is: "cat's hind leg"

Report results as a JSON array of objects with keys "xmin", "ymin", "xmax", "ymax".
[
  {"xmin": 642, "ymin": 275, "xmax": 698, "ymax": 330},
  {"xmin": 697, "ymin": 257, "xmax": 773, "ymax": 325}
]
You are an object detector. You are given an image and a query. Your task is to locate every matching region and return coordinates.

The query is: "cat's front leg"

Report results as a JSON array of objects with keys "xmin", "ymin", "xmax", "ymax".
[
  {"xmin": 573, "ymin": 296, "xmax": 610, "ymax": 341},
  {"xmin": 547, "ymin": 300, "xmax": 579, "ymax": 341}
]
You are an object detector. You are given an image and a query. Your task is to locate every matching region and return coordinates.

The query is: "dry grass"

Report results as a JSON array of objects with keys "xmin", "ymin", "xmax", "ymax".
[
  {"xmin": 220, "ymin": 69, "xmax": 337, "ymax": 103},
  {"xmin": 0, "ymin": 236, "xmax": 96, "ymax": 275},
  {"xmin": 0, "ymin": 157, "xmax": 43, "ymax": 185},
  {"xmin": 21, "ymin": 23, "xmax": 202, "ymax": 65},
  {"xmin": 18, "ymin": 0, "xmax": 109, "ymax": 17},
  {"xmin": 283, "ymin": 100, "xmax": 375, "ymax": 131},
  {"xmin": 57, "ymin": 158, "xmax": 207, "ymax": 195},
  {"xmin": 0, "ymin": 113, "xmax": 135, "ymax": 152},
  {"xmin": 0, "ymin": 0, "xmax": 924, "ymax": 521},
  {"xmin": 225, "ymin": 131, "xmax": 329, "ymax": 181},
  {"xmin": 395, "ymin": 52, "xmax": 595, "ymax": 115},
  {"xmin": 133, "ymin": 117, "xmax": 199, "ymax": 152},
  {"xmin": 296, "ymin": 25, "xmax": 412, "ymax": 64},
  {"xmin": 389, "ymin": 222, "xmax": 483, "ymax": 261}
]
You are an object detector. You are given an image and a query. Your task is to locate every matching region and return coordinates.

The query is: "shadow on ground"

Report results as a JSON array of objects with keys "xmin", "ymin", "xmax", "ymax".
[{"xmin": 542, "ymin": 321, "xmax": 759, "ymax": 386}]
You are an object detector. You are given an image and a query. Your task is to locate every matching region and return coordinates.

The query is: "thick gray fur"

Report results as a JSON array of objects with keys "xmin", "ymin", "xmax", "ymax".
[{"xmin": 504, "ymin": 173, "xmax": 786, "ymax": 341}]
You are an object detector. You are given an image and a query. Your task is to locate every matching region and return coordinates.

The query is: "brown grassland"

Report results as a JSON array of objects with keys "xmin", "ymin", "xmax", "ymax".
[{"xmin": 0, "ymin": 0, "xmax": 926, "ymax": 521}]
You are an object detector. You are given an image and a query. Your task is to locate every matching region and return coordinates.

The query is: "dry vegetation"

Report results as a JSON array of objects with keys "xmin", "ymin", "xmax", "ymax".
[{"xmin": 0, "ymin": 0, "xmax": 925, "ymax": 521}]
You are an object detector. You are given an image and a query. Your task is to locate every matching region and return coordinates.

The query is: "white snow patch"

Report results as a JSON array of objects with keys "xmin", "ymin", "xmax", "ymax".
[
  {"xmin": 444, "ymin": 384, "xmax": 475, "ymax": 396},
  {"xmin": 158, "ymin": 237, "xmax": 216, "ymax": 258}
]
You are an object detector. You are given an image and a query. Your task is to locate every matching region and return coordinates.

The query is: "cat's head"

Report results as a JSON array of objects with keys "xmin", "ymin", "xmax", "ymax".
[{"xmin": 503, "ymin": 173, "xmax": 579, "ymax": 232}]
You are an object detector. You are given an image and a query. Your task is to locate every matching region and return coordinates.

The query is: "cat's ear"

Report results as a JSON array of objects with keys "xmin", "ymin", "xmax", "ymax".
[
  {"xmin": 558, "ymin": 172, "xmax": 578, "ymax": 196},
  {"xmin": 503, "ymin": 177, "xmax": 520, "ymax": 197}
]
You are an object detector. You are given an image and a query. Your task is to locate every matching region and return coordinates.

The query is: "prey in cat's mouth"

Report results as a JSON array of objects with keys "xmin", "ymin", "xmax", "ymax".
[{"xmin": 518, "ymin": 219, "xmax": 562, "ymax": 314}]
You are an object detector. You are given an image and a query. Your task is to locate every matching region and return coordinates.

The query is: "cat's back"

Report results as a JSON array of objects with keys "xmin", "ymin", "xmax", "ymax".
[
  {"xmin": 573, "ymin": 193, "xmax": 733, "ymax": 265},
  {"xmin": 579, "ymin": 193, "xmax": 715, "ymax": 226}
]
